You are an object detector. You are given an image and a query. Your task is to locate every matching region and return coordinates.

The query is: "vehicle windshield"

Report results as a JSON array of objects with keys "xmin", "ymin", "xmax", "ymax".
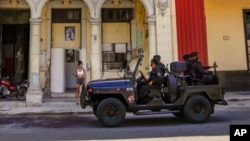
[{"xmin": 128, "ymin": 57, "xmax": 139, "ymax": 73}]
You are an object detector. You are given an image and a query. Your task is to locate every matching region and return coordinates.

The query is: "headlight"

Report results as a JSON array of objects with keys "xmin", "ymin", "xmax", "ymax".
[{"xmin": 88, "ymin": 88, "xmax": 93, "ymax": 93}]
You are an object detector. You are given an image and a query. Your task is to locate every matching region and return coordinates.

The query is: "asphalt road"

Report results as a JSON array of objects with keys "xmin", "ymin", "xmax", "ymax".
[{"xmin": 0, "ymin": 100, "xmax": 249, "ymax": 141}]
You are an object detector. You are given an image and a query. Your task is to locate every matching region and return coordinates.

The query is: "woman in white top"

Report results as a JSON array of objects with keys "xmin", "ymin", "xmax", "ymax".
[{"xmin": 74, "ymin": 60, "xmax": 86, "ymax": 105}]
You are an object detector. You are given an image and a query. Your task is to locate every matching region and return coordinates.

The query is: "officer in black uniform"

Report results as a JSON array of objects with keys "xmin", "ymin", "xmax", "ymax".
[
  {"xmin": 182, "ymin": 54, "xmax": 193, "ymax": 84},
  {"xmin": 183, "ymin": 54, "xmax": 190, "ymax": 62},
  {"xmin": 137, "ymin": 59, "xmax": 164, "ymax": 103},
  {"xmin": 190, "ymin": 52, "xmax": 218, "ymax": 84},
  {"xmin": 153, "ymin": 55, "xmax": 166, "ymax": 74}
]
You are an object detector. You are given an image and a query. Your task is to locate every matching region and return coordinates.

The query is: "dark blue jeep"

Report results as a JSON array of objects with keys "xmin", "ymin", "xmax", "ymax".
[{"xmin": 81, "ymin": 55, "xmax": 227, "ymax": 127}]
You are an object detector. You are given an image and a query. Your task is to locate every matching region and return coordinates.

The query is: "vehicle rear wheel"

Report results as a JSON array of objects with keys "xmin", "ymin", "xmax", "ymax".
[
  {"xmin": 183, "ymin": 95, "xmax": 212, "ymax": 123},
  {"xmin": 16, "ymin": 87, "xmax": 27, "ymax": 101},
  {"xmin": 96, "ymin": 98, "xmax": 126, "ymax": 127}
]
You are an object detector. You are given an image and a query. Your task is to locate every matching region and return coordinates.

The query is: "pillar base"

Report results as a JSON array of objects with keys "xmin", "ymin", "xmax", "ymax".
[{"xmin": 26, "ymin": 88, "xmax": 43, "ymax": 106}]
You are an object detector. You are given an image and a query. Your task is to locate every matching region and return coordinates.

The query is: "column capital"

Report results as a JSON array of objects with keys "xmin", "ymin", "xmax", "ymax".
[
  {"xmin": 30, "ymin": 18, "xmax": 42, "ymax": 25},
  {"xmin": 89, "ymin": 18, "xmax": 102, "ymax": 25},
  {"xmin": 147, "ymin": 15, "xmax": 156, "ymax": 25}
]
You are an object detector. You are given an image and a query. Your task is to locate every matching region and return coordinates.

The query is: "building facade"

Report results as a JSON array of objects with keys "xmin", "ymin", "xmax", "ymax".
[{"xmin": 0, "ymin": 0, "xmax": 249, "ymax": 105}]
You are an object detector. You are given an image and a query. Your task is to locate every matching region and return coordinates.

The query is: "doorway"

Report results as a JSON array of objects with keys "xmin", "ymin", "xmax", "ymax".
[
  {"xmin": 51, "ymin": 9, "xmax": 82, "ymax": 93},
  {"xmin": 0, "ymin": 24, "xmax": 29, "ymax": 81},
  {"xmin": 243, "ymin": 10, "xmax": 250, "ymax": 70}
]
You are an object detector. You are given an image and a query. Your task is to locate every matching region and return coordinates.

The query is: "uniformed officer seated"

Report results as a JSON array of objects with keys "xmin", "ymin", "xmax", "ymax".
[
  {"xmin": 137, "ymin": 59, "xmax": 164, "ymax": 103},
  {"xmin": 153, "ymin": 55, "xmax": 166, "ymax": 74},
  {"xmin": 190, "ymin": 52, "xmax": 219, "ymax": 85}
]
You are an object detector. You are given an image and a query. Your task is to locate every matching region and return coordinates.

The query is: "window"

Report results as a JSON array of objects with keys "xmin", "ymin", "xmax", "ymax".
[
  {"xmin": 52, "ymin": 9, "xmax": 81, "ymax": 23},
  {"xmin": 102, "ymin": 9, "xmax": 133, "ymax": 22},
  {"xmin": 102, "ymin": 44, "xmax": 129, "ymax": 70},
  {"xmin": 0, "ymin": 10, "xmax": 30, "ymax": 24}
]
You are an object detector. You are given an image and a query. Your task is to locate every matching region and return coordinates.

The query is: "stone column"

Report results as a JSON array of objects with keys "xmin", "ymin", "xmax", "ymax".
[
  {"xmin": 148, "ymin": 15, "xmax": 157, "ymax": 62},
  {"xmin": 26, "ymin": 18, "xmax": 43, "ymax": 106},
  {"xmin": 90, "ymin": 18, "xmax": 102, "ymax": 80}
]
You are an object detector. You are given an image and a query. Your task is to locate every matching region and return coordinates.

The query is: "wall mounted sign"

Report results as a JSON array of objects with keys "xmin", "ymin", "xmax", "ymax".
[{"xmin": 65, "ymin": 26, "xmax": 75, "ymax": 41}]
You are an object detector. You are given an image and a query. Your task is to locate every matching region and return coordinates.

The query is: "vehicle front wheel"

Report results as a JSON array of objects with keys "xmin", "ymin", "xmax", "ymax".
[
  {"xmin": 93, "ymin": 104, "xmax": 98, "ymax": 117},
  {"xmin": 183, "ymin": 95, "xmax": 212, "ymax": 123},
  {"xmin": 96, "ymin": 98, "xmax": 126, "ymax": 127}
]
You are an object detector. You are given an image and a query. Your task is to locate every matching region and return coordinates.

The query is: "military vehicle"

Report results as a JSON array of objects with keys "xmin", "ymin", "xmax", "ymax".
[{"xmin": 80, "ymin": 55, "xmax": 227, "ymax": 127}]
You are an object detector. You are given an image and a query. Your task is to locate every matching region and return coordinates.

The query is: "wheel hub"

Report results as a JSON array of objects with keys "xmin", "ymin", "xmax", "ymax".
[
  {"xmin": 105, "ymin": 105, "xmax": 118, "ymax": 118},
  {"xmin": 193, "ymin": 104, "xmax": 203, "ymax": 113}
]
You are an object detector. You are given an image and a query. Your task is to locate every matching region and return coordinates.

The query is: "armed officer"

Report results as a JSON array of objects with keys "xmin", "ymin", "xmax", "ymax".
[
  {"xmin": 137, "ymin": 59, "xmax": 164, "ymax": 103},
  {"xmin": 153, "ymin": 55, "xmax": 166, "ymax": 74},
  {"xmin": 190, "ymin": 52, "xmax": 218, "ymax": 84}
]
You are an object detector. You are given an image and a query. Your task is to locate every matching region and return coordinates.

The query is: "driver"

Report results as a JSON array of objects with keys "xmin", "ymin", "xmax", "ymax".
[
  {"xmin": 153, "ymin": 55, "xmax": 166, "ymax": 73},
  {"xmin": 137, "ymin": 59, "xmax": 164, "ymax": 103}
]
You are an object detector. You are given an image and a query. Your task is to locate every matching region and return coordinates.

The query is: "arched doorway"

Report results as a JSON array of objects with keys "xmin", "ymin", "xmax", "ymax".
[
  {"xmin": 100, "ymin": 0, "xmax": 150, "ymax": 78},
  {"xmin": 0, "ymin": 1, "xmax": 30, "ymax": 82},
  {"xmin": 40, "ymin": 0, "xmax": 89, "ymax": 95}
]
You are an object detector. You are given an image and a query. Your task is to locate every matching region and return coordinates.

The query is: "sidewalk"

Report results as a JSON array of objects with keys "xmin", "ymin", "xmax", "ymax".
[{"xmin": 0, "ymin": 92, "xmax": 249, "ymax": 116}]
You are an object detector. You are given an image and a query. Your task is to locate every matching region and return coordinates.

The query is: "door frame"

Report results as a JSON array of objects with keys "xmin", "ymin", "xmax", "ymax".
[{"xmin": 243, "ymin": 9, "xmax": 250, "ymax": 71}]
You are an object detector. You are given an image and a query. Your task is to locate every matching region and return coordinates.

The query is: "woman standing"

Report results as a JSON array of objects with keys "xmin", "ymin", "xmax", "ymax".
[{"xmin": 74, "ymin": 60, "xmax": 86, "ymax": 105}]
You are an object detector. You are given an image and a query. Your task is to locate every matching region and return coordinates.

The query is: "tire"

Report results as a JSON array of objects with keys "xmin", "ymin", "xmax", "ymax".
[
  {"xmin": 93, "ymin": 104, "xmax": 98, "ymax": 117},
  {"xmin": 183, "ymin": 95, "xmax": 212, "ymax": 123},
  {"xmin": 16, "ymin": 87, "xmax": 27, "ymax": 101},
  {"xmin": 96, "ymin": 98, "xmax": 126, "ymax": 127}
]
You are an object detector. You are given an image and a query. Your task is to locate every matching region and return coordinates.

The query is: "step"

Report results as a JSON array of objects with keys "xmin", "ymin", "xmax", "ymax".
[
  {"xmin": 134, "ymin": 110, "xmax": 180, "ymax": 115},
  {"xmin": 51, "ymin": 92, "xmax": 75, "ymax": 98}
]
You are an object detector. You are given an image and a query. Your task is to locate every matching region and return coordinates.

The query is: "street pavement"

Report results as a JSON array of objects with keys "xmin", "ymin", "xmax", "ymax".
[
  {"xmin": 0, "ymin": 92, "xmax": 249, "ymax": 141},
  {"xmin": 0, "ymin": 92, "xmax": 250, "ymax": 115},
  {"xmin": 0, "ymin": 100, "xmax": 249, "ymax": 141}
]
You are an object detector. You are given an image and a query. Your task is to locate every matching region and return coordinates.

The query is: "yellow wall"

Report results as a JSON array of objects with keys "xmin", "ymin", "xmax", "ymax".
[
  {"xmin": 40, "ymin": 6, "xmax": 47, "ymax": 51},
  {"xmin": 205, "ymin": 0, "xmax": 250, "ymax": 71},
  {"xmin": 52, "ymin": 23, "xmax": 81, "ymax": 48},
  {"xmin": 102, "ymin": 23, "xmax": 130, "ymax": 44}
]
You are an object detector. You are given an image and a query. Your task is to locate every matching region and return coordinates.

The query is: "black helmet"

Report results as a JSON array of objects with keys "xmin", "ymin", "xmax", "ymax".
[
  {"xmin": 153, "ymin": 55, "xmax": 161, "ymax": 61},
  {"xmin": 190, "ymin": 52, "xmax": 198, "ymax": 57},
  {"xmin": 151, "ymin": 58, "xmax": 159, "ymax": 65},
  {"xmin": 183, "ymin": 54, "xmax": 190, "ymax": 61}
]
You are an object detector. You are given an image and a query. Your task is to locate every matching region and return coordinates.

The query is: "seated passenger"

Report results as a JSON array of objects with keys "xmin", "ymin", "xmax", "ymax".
[
  {"xmin": 183, "ymin": 54, "xmax": 193, "ymax": 84},
  {"xmin": 190, "ymin": 52, "xmax": 218, "ymax": 84},
  {"xmin": 137, "ymin": 59, "xmax": 164, "ymax": 103},
  {"xmin": 153, "ymin": 55, "xmax": 166, "ymax": 74}
]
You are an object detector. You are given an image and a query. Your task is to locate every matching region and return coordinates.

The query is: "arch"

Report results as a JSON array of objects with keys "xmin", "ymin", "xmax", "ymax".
[
  {"xmin": 95, "ymin": 0, "xmax": 154, "ymax": 18},
  {"xmin": 140, "ymin": 0, "xmax": 154, "ymax": 16},
  {"xmin": 83, "ymin": 0, "xmax": 95, "ymax": 18},
  {"xmin": 26, "ymin": 0, "xmax": 47, "ymax": 19},
  {"xmin": 26, "ymin": 0, "xmax": 94, "ymax": 19}
]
